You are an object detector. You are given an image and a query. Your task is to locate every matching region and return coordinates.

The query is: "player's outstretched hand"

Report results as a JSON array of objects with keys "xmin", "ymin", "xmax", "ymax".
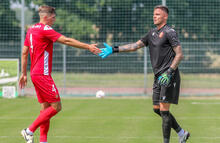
[
  {"xmin": 158, "ymin": 68, "xmax": 175, "ymax": 87},
  {"xmin": 99, "ymin": 43, "xmax": 113, "ymax": 59},
  {"xmin": 19, "ymin": 74, "xmax": 27, "ymax": 89},
  {"xmin": 88, "ymin": 44, "xmax": 101, "ymax": 55}
]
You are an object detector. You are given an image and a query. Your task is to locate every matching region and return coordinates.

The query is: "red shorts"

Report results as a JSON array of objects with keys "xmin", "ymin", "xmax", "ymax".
[{"xmin": 31, "ymin": 75, "xmax": 60, "ymax": 103}]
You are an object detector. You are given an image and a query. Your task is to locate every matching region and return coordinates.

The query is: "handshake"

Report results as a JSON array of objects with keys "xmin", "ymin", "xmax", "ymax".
[{"xmin": 98, "ymin": 43, "xmax": 117, "ymax": 59}]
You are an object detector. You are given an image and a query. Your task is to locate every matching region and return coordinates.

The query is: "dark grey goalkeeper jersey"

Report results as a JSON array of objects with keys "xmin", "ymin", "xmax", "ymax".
[{"xmin": 141, "ymin": 25, "xmax": 180, "ymax": 76}]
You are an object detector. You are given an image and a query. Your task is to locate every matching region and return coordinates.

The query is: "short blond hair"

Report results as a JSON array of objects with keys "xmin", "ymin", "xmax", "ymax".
[{"xmin": 38, "ymin": 5, "xmax": 56, "ymax": 16}]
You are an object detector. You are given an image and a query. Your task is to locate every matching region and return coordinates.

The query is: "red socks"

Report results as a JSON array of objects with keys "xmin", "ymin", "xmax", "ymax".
[
  {"xmin": 39, "ymin": 110, "xmax": 50, "ymax": 142},
  {"xmin": 29, "ymin": 106, "xmax": 57, "ymax": 133}
]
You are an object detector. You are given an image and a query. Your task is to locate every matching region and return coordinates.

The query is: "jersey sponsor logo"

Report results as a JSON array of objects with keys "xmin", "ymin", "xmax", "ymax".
[
  {"xmin": 159, "ymin": 32, "xmax": 164, "ymax": 38},
  {"xmin": 44, "ymin": 25, "xmax": 53, "ymax": 30},
  {"xmin": 32, "ymin": 25, "xmax": 41, "ymax": 28},
  {"xmin": 162, "ymin": 96, "xmax": 166, "ymax": 100},
  {"xmin": 44, "ymin": 51, "xmax": 49, "ymax": 75}
]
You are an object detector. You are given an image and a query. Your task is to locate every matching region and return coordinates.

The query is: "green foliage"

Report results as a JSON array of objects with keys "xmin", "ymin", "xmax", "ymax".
[
  {"xmin": 54, "ymin": 9, "xmax": 97, "ymax": 41},
  {"xmin": 3, "ymin": 0, "xmax": 220, "ymax": 73},
  {"xmin": 0, "ymin": 0, "xmax": 20, "ymax": 41},
  {"xmin": 167, "ymin": 0, "xmax": 220, "ymax": 42},
  {"xmin": 97, "ymin": 0, "xmax": 161, "ymax": 42},
  {"xmin": 7, "ymin": 0, "xmax": 220, "ymax": 42}
]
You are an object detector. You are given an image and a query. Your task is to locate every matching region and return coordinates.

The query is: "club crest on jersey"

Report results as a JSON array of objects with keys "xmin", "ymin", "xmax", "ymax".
[
  {"xmin": 159, "ymin": 32, "xmax": 164, "ymax": 38},
  {"xmin": 152, "ymin": 32, "xmax": 155, "ymax": 36},
  {"xmin": 55, "ymin": 93, "xmax": 59, "ymax": 99},
  {"xmin": 44, "ymin": 25, "xmax": 53, "ymax": 30}
]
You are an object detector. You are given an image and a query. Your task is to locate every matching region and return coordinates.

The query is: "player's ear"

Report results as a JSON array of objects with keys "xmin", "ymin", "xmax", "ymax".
[
  {"xmin": 164, "ymin": 12, "xmax": 168, "ymax": 20},
  {"xmin": 44, "ymin": 15, "xmax": 48, "ymax": 20},
  {"xmin": 42, "ymin": 14, "xmax": 49, "ymax": 21}
]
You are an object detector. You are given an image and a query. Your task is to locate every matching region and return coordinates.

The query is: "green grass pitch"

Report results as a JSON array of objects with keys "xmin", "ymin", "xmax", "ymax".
[
  {"xmin": 0, "ymin": 59, "xmax": 18, "ymax": 96},
  {"xmin": 0, "ymin": 60, "xmax": 18, "ymax": 78},
  {"xmin": 1, "ymin": 97, "xmax": 220, "ymax": 143},
  {"xmin": 23, "ymin": 72, "xmax": 220, "ymax": 89}
]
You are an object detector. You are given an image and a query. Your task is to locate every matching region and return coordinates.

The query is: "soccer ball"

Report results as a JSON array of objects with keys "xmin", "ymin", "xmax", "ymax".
[{"xmin": 96, "ymin": 90, "xmax": 105, "ymax": 98}]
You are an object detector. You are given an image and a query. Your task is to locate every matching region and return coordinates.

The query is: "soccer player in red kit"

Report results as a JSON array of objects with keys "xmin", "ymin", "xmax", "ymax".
[{"xmin": 19, "ymin": 5, "xmax": 100, "ymax": 143}]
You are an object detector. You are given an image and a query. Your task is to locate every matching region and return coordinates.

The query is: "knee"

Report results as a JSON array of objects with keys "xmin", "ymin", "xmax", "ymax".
[
  {"xmin": 160, "ymin": 111, "xmax": 170, "ymax": 121},
  {"xmin": 51, "ymin": 102, "xmax": 62, "ymax": 112},
  {"xmin": 56, "ymin": 104, "xmax": 62, "ymax": 112},
  {"xmin": 153, "ymin": 108, "xmax": 161, "ymax": 116}
]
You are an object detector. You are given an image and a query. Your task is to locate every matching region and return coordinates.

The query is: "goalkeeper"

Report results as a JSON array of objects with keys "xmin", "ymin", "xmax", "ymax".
[{"xmin": 99, "ymin": 5, "xmax": 190, "ymax": 143}]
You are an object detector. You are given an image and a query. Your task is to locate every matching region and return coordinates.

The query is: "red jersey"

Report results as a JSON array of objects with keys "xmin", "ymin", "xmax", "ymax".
[{"xmin": 24, "ymin": 23, "xmax": 62, "ymax": 76}]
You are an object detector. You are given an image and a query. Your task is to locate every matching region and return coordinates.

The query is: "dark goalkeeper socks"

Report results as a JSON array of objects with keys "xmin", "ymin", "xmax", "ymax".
[
  {"xmin": 160, "ymin": 111, "xmax": 172, "ymax": 143},
  {"xmin": 153, "ymin": 108, "xmax": 181, "ymax": 133}
]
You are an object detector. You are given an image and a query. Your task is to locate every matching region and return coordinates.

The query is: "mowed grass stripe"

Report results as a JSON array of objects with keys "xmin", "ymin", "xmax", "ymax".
[
  {"xmin": 22, "ymin": 72, "xmax": 220, "ymax": 88},
  {"xmin": 1, "ymin": 98, "xmax": 220, "ymax": 143}
]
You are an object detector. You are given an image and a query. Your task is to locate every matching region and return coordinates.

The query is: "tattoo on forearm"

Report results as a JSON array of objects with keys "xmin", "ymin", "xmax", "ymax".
[
  {"xmin": 119, "ymin": 42, "xmax": 144, "ymax": 52},
  {"xmin": 171, "ymin": 46, "xmax": 183, "ymax": 69}
]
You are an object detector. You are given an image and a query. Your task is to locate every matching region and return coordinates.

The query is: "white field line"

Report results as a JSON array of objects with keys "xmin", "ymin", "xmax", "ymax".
[
  {"xmin": 0, "ymin": 77, "xmax": 17, "ymax": 84},
  {"xmin": 1, "ymin": 116, "xmax": 220, "ymax": 120},
  {"xmin": 1, "ymin": 135, "xmax": 220, "ymax": 139},
  {"xmin": 191, "ymin": 102, "xmax": 220, "ymax": 104}
]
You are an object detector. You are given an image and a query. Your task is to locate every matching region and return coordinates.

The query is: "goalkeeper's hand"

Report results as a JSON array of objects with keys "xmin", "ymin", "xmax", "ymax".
[
  {"xmin": 158, "ymin": 67, "xmax": 175, "ymax": 87},
  {"xmin": 99, "ymin": 43, "xmax": 113, "ymax": 59}
]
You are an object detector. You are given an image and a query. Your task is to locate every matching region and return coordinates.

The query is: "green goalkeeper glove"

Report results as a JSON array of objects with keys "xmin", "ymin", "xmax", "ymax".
[{"xmin": 158, "ymin": 67, "xmax": 175, "ymax": 87}]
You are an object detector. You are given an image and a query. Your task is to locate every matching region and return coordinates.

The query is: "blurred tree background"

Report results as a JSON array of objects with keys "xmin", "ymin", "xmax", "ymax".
[
  {"xmin": 5, "ymin": 0, "xmax": 220, "ymax": 43},
  {"xmin": 1, "ymin": 0, "xmax": 220, "ymax": 73},
  {"xmin": 0, "ymin": 0, "xmax": 20, "ymax": 41}
]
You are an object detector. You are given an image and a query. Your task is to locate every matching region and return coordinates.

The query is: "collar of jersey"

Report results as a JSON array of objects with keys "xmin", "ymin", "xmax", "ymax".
[{"xmin": 157, "ymin": 24, "xmax": 167, "ymax": 32}]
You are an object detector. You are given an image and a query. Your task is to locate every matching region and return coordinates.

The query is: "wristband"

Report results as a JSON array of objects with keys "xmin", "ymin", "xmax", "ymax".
[
  {"xmin": 167, "ymin": 67, "xmax": 175, "ymax": 75},
  {"xmin": 113, "ymin": 46, "xmax": 119, "ymax": 53}
]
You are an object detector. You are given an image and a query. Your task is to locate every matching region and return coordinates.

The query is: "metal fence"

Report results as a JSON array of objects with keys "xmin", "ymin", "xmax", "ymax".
[{"xmin": 1, "ymin": 0, "xmax": 220, "ymax": 96}]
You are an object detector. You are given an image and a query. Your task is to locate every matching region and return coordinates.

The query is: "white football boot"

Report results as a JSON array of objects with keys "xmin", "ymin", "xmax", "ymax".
[
  {"xmin": 21, "ymin": 129, "xmax": 34, "ymax": 143},
  {"xmin": 179, "ymin": 131, "xmax": 190, "ymax": 143}
]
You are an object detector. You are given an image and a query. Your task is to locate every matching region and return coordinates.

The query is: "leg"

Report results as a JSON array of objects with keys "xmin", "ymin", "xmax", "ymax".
[
  {"xmin": 29, "ymin": 76, "xmax": 62, "ymax": 133},
  {"xmin": 153, "ymin": 105, "xmax": 161, "ymax": 116},
  {"xmin": 50, "ymin": 101, "xmax": 62, "ymax": 112},
  {"xmin": 22, "ymin": 75, "xmax": 62, "ymax": 143},
  {"xmin": 153, "ymin": 106, "xmax": 181, "ymax": 133},
  {"xmin": 159, "ymin": 69, "xmax": 189, "ymax": 143},
  {"xmin": 40, "ymin": 102, "xmax": 51, "ymax": 143},
  {"xmin": 153, "ymin": 78, "xmax": 171, "ymax": 143},
  {"xmin": 152, "ymin": 77, "xmax": 161, "ymax": 116},
  {"xmin": 160, "ymin": 103, "xmax": 171, "ymax": 143},
  {"xmin": 152, "ymin": 75, "xmax": 188, "ymax": 143},
  {"xmin": 40, "ymin": 102, "xmax": 62, "ymax": 143},
  {"xmin": 29, "ymin": 101, "xmax": 61, "ymax": 133},
  {"xmin": 152, "ymin": 77, "xmax": 171, "ymax": 142},
  {"xmin": 158, "ymin": 101, "xmax": 189, "ymax": 143}
]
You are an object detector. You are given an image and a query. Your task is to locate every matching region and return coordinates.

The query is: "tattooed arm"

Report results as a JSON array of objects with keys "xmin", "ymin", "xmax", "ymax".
[
  {"xmin": 118, "ymin": 40, "xmax": 145, "ymax": 52},
  {"xmin": 170, "ymin": 45, "xmax": 184, "ymax": 70}
]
